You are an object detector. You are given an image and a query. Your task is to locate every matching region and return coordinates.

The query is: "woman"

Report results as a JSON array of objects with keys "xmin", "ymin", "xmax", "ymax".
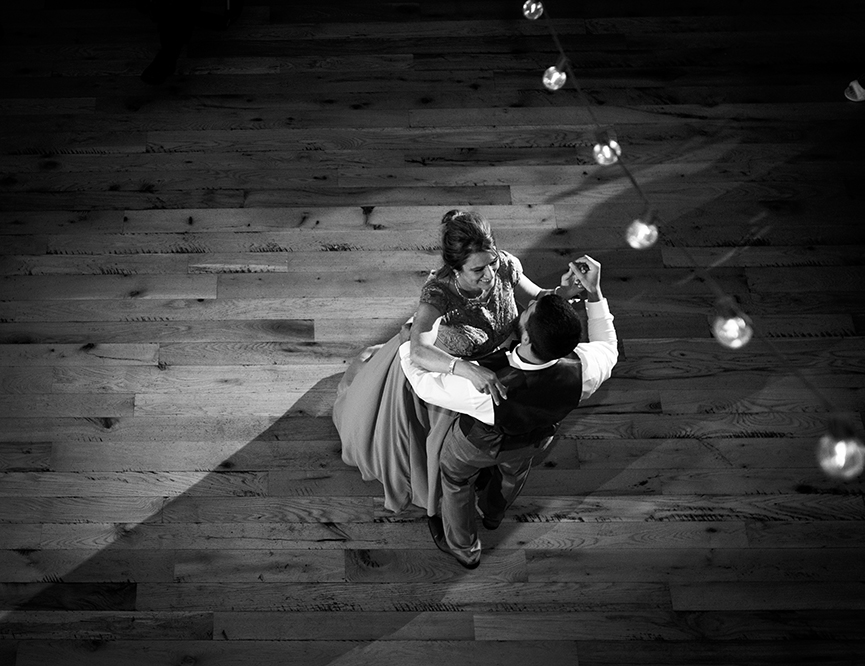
[{"xmin": 334, "ymin": 209, "xmax": 585, "ymax": 515}]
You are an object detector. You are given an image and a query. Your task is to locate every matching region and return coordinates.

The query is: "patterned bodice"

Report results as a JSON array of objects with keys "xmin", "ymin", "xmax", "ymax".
[{"xmin": 419, "ymin": 250, "xmax": 522, "ymax": 360}]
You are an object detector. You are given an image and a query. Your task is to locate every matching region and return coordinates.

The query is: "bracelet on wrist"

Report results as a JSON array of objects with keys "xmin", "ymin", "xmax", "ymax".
[{"xmin": 448, "ymin": 358, "xmax": 458, "ymax": 374}]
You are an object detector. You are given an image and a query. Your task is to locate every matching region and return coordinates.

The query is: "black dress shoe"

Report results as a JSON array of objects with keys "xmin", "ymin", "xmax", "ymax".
[
  {"xmin": 481, "ymin": 514, "xmax": 502, "ymax": 530},
  {"xmin": 427, "ymin": 515, "xmax": 480, "ymax": 569}
]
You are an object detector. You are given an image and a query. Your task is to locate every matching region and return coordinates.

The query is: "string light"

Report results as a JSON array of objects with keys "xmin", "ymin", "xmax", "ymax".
[
  {"xmin": 542, "ymin": 64, "xmax": 567, "ymax": 90},
  {"xmin": 626, "ymin": 214, "xmax": 659, "ymax": 249},
  {"xmin": 711, "ymin": 297, "xmax": 753, "ymax": 349},
  {"xmin": 593, "ymin": 138, "xmax": 621, "ymax": 166},
  {"xmin": 817, "ymin": 435, "xmax": 865, "ymax": 480},
  {"xmin": 522, "ymin": 0, "xmax": 544, "ymax": 19},
  {"xmin": 521, "ymin": 1, "xmax": 864, "ymax": 476}
]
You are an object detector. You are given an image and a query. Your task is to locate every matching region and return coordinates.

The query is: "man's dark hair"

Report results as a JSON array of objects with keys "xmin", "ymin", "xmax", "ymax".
[{"xmin": 526, "ymin": 294, "xmax": 582, "ymax": 362}]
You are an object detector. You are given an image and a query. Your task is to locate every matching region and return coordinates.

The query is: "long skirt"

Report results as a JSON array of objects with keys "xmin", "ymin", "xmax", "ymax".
[{"xmin": 333, "ymin": 334, "xmax": 458, "ymax": 515}]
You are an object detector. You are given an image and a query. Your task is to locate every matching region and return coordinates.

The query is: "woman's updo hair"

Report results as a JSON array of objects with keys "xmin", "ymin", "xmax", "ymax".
[{"xmin": 438, "ymin": 209, "xmax": 497, "ymax": 277}]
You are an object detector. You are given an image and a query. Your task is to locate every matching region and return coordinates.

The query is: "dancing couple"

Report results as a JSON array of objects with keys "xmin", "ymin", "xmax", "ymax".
[{"xmin": 334, "ymin": 210, "xmax": 618, "ymax": 568}]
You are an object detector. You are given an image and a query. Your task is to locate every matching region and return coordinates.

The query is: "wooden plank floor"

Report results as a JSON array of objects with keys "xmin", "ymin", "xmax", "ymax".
[{"xmin": 2, "ymin": 1, "xmax": 865, "ymax": 664}]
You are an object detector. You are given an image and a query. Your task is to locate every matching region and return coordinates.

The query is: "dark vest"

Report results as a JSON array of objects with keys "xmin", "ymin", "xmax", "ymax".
[{"xmin": 459, "ymin": 348, "xmax": 583, "ymax": 453}]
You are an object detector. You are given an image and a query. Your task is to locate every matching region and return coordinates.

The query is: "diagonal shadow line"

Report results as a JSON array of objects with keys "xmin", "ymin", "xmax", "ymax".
[{"xmin": 0, "ymin": 377, "xmax": 509, "ymax": 657}]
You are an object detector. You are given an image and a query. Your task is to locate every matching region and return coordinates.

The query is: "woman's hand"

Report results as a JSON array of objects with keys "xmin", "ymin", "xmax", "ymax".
[
  {"xmin": 569, "ymin": 255, "xmax": 601, "ymax": 300},
  {"xmin": 557, "ymin": 263, "xmax": 586, "ymax": 300},
  {"xmin": 455, "ymin": 360, "xmax": 508, "ymax": 405}
]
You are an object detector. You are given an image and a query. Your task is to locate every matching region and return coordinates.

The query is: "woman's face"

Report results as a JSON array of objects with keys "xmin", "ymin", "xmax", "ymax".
[{"xmin": 456, "ymin": 250, "xmax": 499, "ymax": 292}]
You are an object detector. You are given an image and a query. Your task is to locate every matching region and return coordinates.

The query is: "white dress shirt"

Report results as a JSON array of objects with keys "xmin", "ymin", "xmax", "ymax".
[{"xmin": 399, "ymin": 298, "xmax": 617, "ymax": 425}]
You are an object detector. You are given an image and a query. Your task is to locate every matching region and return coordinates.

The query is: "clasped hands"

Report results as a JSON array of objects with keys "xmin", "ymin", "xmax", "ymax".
[{"xmin": 557, "ymin": 254, "xmax": 601, "ymax": 300}]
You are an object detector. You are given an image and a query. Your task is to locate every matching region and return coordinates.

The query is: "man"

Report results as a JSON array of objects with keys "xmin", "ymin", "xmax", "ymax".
[{"xmin": 399, "ymin": 255, "xmax": 617, "ymax": 568}]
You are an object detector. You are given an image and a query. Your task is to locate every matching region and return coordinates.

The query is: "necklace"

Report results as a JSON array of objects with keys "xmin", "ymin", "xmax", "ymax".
[{"xmin": 453, "ymin": 275, "xmax": 492, "ymax": 301}]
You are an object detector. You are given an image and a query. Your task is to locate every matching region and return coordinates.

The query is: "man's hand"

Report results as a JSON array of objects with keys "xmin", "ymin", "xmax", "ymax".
[
  {"xmin": 456, "ymin": 361, "xmax": 508, "ymax": 406},
  {"xmin": 569, "ymin": 255, "xmax": 602, "ymax": 302}
]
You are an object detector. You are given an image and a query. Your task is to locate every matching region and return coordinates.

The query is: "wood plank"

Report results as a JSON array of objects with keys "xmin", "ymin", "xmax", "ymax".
[
  {"xmin": 174, "ymin": 549, "xmax": 345, "ymax": 582},
  {"xmin": 0, "ymin": 442, "xmax": 52, "ymax": 472},
  {"xmin": 0, "ymin": 611, "xmax": 213, "ymax": 640},
  {"xmin": 212, "ymin": 610, "xmax": 473, "ymax": 640},
  {"xmin": 0, "ymin": 497, "xmax": 164, "ymax": 524},
  {"xmin": 0, "ymin": 275, "xmax": 217, "ymax": 300},
  {"xmin": 0, "ymin": 190, "xmax": 244, "ymax": 210},
  {"xmin": 614, "ymin": 339, "xmax": 865, "ymax": 379},
  {"xmin": 0, "ymin": 344, "xmax": 158, "ymax": 366},
  {"xmin": 657, "ymin": 386, "xmax": 864, "ymax": 414},
  {"xmin": 524, "ymin": 548, "xmax": 865, "ymax": 583},
  {"xmin": 0, "ymin": 393, "xmax": 134, "ymax": 418},
  {"xmin": 156, "ymin": 342, "xmax": 357, "ymax": 365},
  {"xmin": 0, "ymin": 582, "xmax": 136, "ymax": 611},
  {"xmin": 121, "ymin": 204, "xmax": 555, "ymax": 232},
  {"xmin": 0, "ymin": 367, "xmax": 53, "ymax": 393},
  {"xmin": 135, "ymin": 581, "xmax": 670, "ymax": 612},
  {"xmin": 670, "ymin": 581, "xmax": 865, "ymax": 611},
  {"xmin": 574, "ymin": 640, "xmax": 865, "ymax": 666},
  {"xmin": 520, "ymin": 467, "xmax": 849, "ymax": 496},
  {"xmin": 500, "ymin": 494, "xmax": 865, "ymax": 523},
  {"xmin": 744, "ymin": 521, "xmax": 865, "ymax": 549},
  {"xmin": 0, "ymin": 209, "xmax": 125, "ymax": 234},
  {"xmin": 0, "ymin": 297, "xmax": 410, "ymax": 324},
  {"xmin": 747, "ymin": 266, "xmax": 865, "ymax": 293},
  {"xmin": 49, "ymin": 439, "xmax": 345, "ymax": 472},
  {"xmin": 0, "ymin": 414, "xmax": 336, "ymax": 443},
  {"xmin": 0, "ymin": 471, "xmax": 267, "ymax": 497},
  {"xmin": 0, "ymin": 549, "xmax": 174, "ymax": 583},
  {"xmin": 0, "ymin": 319, "xmax": 316, "ymax": 344},
  {"xmin": 554, "ymin": 411, "xmax": 860, "ymax": 441},
  {"xmin": 0, "ymin": 525, "xmax": 42, "ymax": 550},
  {"xmin": 33, "ymin": 521, "xmax": 428, "ymax": 551},
  {"xmin": 476, "ymin": 609, "xmax": 865, "ymax": 641},
  {"xmin": 662, "ymin": 245, "xmax": 865, "ymax": 268},
  {"xmin": 492, "ymin": 521, "xmax": 750, "ymax": 551},
  {"xmin": 11, "ymin": 639, "xmax": 595, "ymax": 666},
  {"xmin": 571, "ymin": 437, "xmax": 829, "ymax": 470},
  {"xmin": 51, "ymin": 365, "xmax": 340, "ymax": 393},
  {"xmin": 0, "ymin": 254, "xmax": 190, "ymax": 276},
  {"xmin": 132, "ymin": 391, "xmax": 335, "ymax": 417},
  {"xmin": 215, "ymin": 270, "xmax": 431, "ymax": 299},
  {"xmin": 160, "ymin": 496, "xmax": 375, "ymax": 524}
]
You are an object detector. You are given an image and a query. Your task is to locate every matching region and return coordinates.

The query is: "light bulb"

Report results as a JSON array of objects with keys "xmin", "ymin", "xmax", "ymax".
[
  {"xmin": 626, "ymin": 218, "xmax": 659, "ymax": 249},
  {"xmin": 817, "ymin": 435, "xmax": 865, "ymax": 480},
  {"xmin": 522, "ymin": 0, "xmax": 544, "ymax": 19},
  {"xmin": 593, "ymin": 139, "xmax": 621, "ymax": 165},
  {"xmin": 712, "ymin": 314, "xmax": 753, "ymax": 349},
  {"xmin": 542, "ymin": 65, "xmax": 566, "ymax": 91}
]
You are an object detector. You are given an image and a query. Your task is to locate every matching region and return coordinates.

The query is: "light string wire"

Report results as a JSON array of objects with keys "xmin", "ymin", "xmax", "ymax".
[
  {"xmin": 541, "ymin": 8, "xmax": 652, "ymax": 206},
  {"xmin": 527, "ymin": 2, "xmax": 863, "ymax": 469}
]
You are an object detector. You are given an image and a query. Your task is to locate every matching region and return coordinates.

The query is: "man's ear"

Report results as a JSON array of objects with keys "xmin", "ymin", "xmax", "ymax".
[{"xmin": 520, "ymin": 327, "xmax": 531, "ymax": 347}]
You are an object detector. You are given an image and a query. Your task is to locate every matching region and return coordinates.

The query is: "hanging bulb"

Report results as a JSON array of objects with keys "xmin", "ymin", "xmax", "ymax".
[
  {"xmin": 711, "ymin": 297, "xmax": 753, "ymax": 349},
  {"xmin": 542, "ymin": 65, "xmax": 566, "ymax": 91},
  {"xmin": 817, "ymin": 435, "xmax": 865, "ymax": 480},
  {"xmin": 593, "ymin": 139, "xmax": 621, "ymax": 165},
  {"xmin": 522, "ymin": 0, "xmax": 544, "ymax": 19},
  {"xmin": 626, "ymin": 216, "xmax": 659, "ymax": 249},
  {"xmin": 712, "ymin": 315, "xmax": 752, "ymax": 348}
]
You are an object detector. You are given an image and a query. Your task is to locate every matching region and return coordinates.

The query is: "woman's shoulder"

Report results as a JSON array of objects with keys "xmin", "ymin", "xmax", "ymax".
[
  {"xmin": 496, "ymin": 249, "xmax": 523, "ymax": 282},
  {"xmin": 420, "ymin": 272, "xmax": 453, "ymax": 308}
]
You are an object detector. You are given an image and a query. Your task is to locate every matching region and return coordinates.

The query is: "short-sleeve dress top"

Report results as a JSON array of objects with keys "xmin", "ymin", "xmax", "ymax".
[{"xmin": 419, "ymin": 250, "xmax": 523, "ymax": 360}]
